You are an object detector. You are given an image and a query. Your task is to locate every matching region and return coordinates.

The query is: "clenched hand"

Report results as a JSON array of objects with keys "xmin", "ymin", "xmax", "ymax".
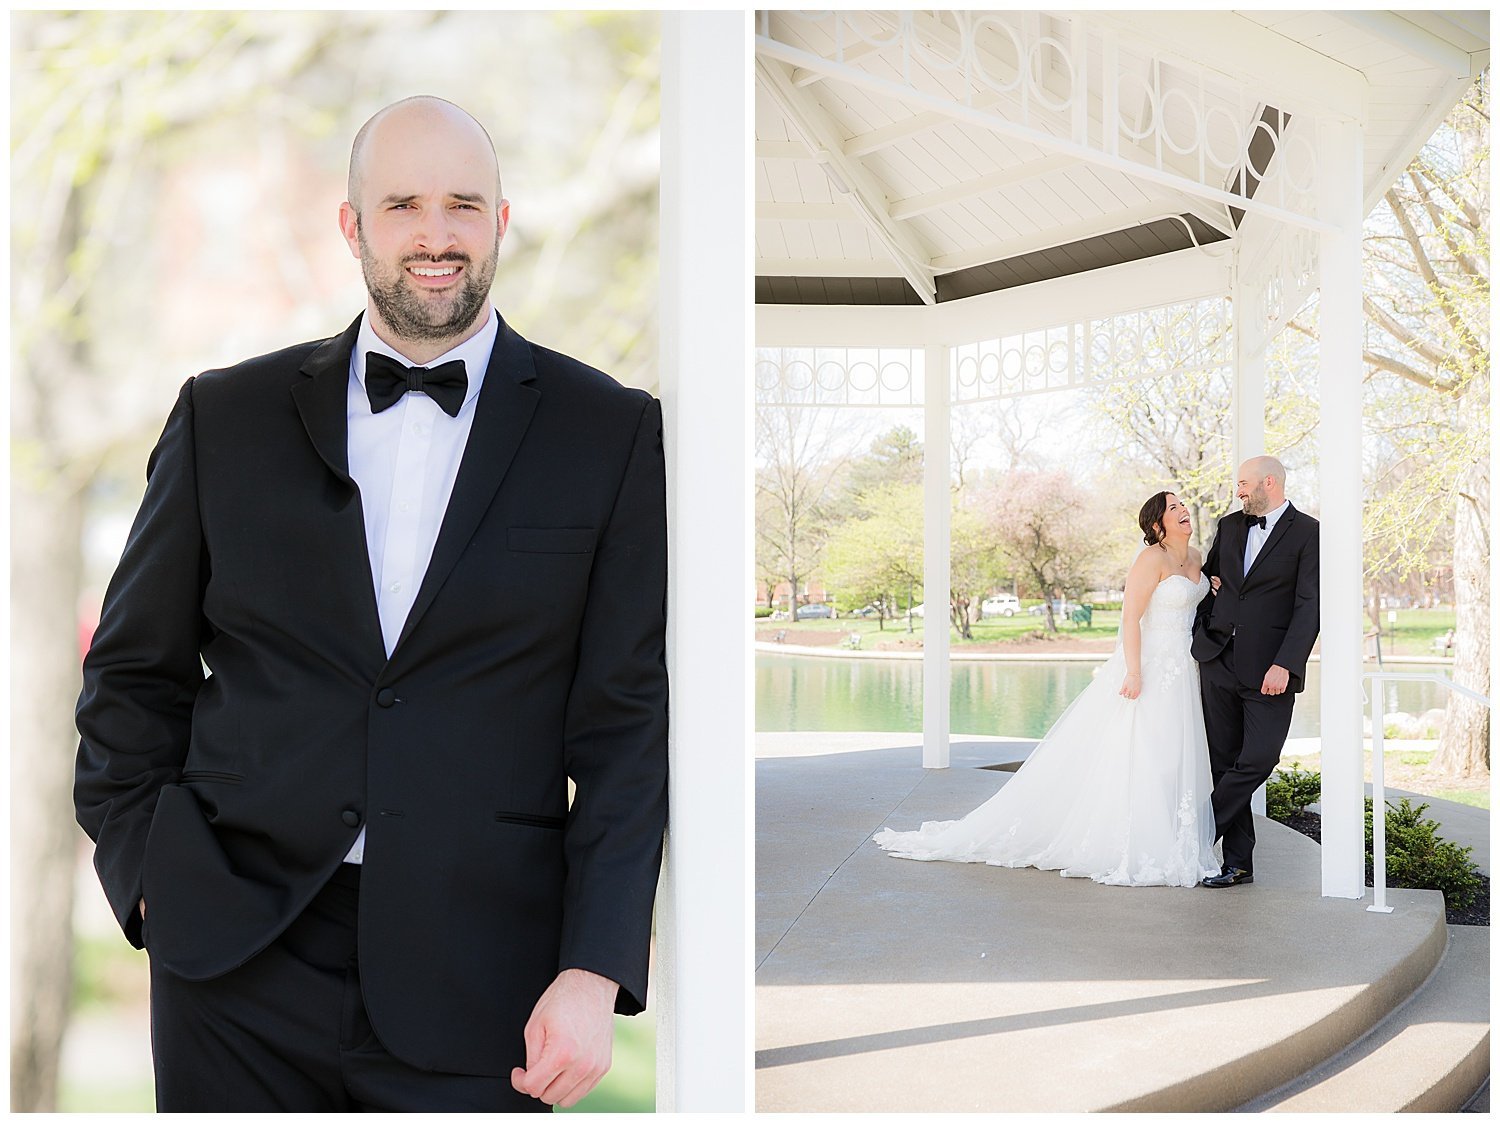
[
  {"xmin": 510, "ymin": 968, "xmax": 619, "ymax": 1107},
  {"xmin": 1261, "ymin": 664, "xmax": 1290, "ymax": 695}
]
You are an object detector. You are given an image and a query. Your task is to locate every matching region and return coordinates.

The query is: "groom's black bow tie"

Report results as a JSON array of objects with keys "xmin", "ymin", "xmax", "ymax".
[
  {"xmin": 364, "ymin": 352, "xmax": 468, "ymax": 418},
  {"xmin": 1245, "ymin": 513, "xmax": 1267, "ymax": 530}
]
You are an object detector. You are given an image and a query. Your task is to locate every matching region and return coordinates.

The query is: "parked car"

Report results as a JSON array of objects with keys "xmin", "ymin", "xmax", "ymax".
[
  {"xmin": 796, "ymin": 603, "xmax": 836, "ymax": 619},
  {"xmin": 850, "ymin": 604, "xmax": 882, "ymax": 617},
  {"xmin": 981, "ymin": 594, "xmax": 1020, "ymax": 618},
  {"xmin": 1028, "ymin": 600, "xmax": 1077, "ymax": 617},
  {"xmin": 907, "ymin": 602, "xmax": 925, "ymax": 618}
]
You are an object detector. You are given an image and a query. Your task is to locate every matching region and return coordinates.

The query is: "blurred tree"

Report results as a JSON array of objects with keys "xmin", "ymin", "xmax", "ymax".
[
  {"xmin": 1285, "ymin": 73, "xmax": 1489, "ymax": 776},
  {"xmin": 1359, "ymin": 72, "xmax": 1489, "ymax": 778},
  {"xmin": 979, "ymin": 470, "xmax": 1104, "ymax": 634},
  {"xmin": 948, "ymin": 500, "xmax": 1005, "ymax": 640},
  {"xmin": 843, "ymin": 424, "xmax": 923, "ymax": 499},
  {"xmin": 12, "ymin": 9, "xmax": 661, "ymax": 1110},
  {"xmin": 823, "ymin": 483, "xmax": 924, "ymax": 631},
  {"xmin": 754, "ymin": 405, "xmax": 853, "ymax": 621},
  {"xmin": 1082, "ymin": 307, "xmax": 1234, "ymax": 551},
  {"xmin": 12, "ymin": 14, "xmax": 381, "ymax": 1109}
]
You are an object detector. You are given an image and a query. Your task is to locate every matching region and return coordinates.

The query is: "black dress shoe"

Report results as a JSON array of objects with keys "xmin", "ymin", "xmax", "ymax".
[{"xmin": 1201, "ymin": 866, "xmax": 1253, "ymax": 888}]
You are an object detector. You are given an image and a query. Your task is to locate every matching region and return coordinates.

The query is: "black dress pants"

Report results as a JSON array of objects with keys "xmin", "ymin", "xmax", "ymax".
[
  {"xmin": 147, "ymin": 864, "xmax": 547, "ymax": 1112},
  {"xmin": 1199, "ymin": 638, "xmax": 1296, "ymax": 875}
]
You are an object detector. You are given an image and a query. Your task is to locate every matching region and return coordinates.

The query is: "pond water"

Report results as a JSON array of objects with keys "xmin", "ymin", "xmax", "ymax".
[{"xmin": 755, "ymin": 653, "xmax": 1449, "ymax": 739}]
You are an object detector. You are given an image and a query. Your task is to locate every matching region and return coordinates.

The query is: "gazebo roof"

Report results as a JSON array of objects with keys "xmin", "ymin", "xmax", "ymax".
[{"xmin": 755, "ymin": 10, "xmax": 1489, "ymax": 306}]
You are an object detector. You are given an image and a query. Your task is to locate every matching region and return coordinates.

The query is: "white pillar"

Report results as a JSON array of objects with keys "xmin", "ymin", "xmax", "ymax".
[
  {"xmin": 1316, "ymin": 116, "xmax": 1366, "ymax": 900},
  {"xmin": 922, "ymin": 343, "xmax": 951, "ymax": 768},
  {"xmin": 1231, "ymin": 253, "xmax": 1267, "ymax": 474},
  {"xmin": 657, "ymin": 12, "xmax": 750, "ymax": 1110}
]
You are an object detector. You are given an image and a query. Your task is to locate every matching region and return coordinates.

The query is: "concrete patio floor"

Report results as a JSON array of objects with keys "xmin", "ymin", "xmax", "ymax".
[{"xmin": 755, "ymin": 732, "xmax": 1478, "ymax": 1112}]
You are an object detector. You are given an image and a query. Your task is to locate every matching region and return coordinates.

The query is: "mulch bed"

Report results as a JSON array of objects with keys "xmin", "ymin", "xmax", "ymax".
[{"xmin": 1272, "ymin": 808, "xmax": 1489, "ymax": 927}]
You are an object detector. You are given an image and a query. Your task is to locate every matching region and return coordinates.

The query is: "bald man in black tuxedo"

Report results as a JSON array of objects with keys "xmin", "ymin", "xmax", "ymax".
[
  {"xmin": 75, "ymin": 96, "xmax": 668, "ymax": 1111},
  {"xmin": 1192, "ymin": 455, "xmax": 1319, "ymax": 888}
]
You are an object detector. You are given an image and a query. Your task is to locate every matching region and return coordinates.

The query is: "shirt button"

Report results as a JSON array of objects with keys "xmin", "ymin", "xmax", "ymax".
[
  {"xmin": 342, "ymin": 809, "xmax": 361, "ymax": 828},
  {"xmin": 412, "ymin": 422, "xmax": 428, "ymax": 436},
  {"xmin": 390, "ymin": 581, "xmax": 402, "ymax": 593},
  {"xmin": 376, "ymin": 688, "xmax": 397, "ymax": 707},
  {"xmin": 398, "ymin": 501, "xmax": 411, "ymax": 513}
]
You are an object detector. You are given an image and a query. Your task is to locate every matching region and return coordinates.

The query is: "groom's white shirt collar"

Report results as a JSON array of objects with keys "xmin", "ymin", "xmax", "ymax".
[{"xmin": 1261, "ymin": 499, "xmax": 1290, "ymax": 532}]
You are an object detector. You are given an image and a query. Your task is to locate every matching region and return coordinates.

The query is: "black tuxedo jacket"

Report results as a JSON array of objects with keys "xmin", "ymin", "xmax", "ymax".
[
  {"xmin": 1191, "ymin": 502, "xmax": 1320, "ymax": 693},
  {"xmin": 74, "ymin": 314, "xmax": 669, "ymax": 1077}
]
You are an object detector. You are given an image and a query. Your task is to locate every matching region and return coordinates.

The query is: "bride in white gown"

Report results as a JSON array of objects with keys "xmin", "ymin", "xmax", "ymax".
[{"xmin": 874, "ymin": 492, "xmax": 1220, "ymax": 887}]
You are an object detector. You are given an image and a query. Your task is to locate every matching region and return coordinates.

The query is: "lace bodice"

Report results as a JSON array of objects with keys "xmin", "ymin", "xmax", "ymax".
[{"xmin": 1140, "ymin": 572, "xmax": 1210, "ymax": 637}]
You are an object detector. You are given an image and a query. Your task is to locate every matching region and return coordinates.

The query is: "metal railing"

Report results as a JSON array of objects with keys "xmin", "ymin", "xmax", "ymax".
[{"xmin": 1363, "ymin": 671, "xmax": 1491, "ymax": 914}]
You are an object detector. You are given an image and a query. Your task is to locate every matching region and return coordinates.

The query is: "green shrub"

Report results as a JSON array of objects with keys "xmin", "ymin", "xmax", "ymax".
[
  {"xmin": 1364, "ymin": 796, "xmax": 1484, "ymax": 910},
  {"xmin": 754, "ymin": 606, "xmax": 774, "ymax": 619},
  {"xmin": 1266, "ymin": 762, "xmax": 1322, "ymax": 819}
]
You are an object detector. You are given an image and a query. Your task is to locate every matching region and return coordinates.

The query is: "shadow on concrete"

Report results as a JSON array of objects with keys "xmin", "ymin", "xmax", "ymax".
[{"xmin": 755, "ymin": 732, "xmax": 1459, "ymax": 1111}]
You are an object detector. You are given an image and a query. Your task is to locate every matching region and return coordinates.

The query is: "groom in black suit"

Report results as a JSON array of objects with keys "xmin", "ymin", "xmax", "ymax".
[
  {"xmin": 1192, "ymin": 455, "xmax": 1320, "ymax": 888},
  {"xmin": 74, "ymin": 96, "xmax": 668, "ymax": 1110}
]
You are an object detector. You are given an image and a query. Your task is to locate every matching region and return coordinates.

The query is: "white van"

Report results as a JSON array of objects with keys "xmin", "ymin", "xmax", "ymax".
[{"xmin": 981, "ymin": 594, "xmax": 1021, "ymax": 618}]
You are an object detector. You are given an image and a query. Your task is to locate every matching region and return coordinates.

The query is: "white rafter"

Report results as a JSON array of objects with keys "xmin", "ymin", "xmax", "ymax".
[
  {"xmin": 756, "ymin": 140, "xmax": 810, "ymax": 160},
  {"xmin": 756, "ymin": 56, "xmax": 938, "ymax": 303},
  {"xmin": 756, "ymin": 202, "xmax": 851, "ymax": 222},
  {"xmin": 843, "ymin": 88, "xmax": 1006, "ymax": 157},
  {"xmin": 790, "ymin": 36, "xmax": 891, "ymax": 87},
  {"xmin": 888, "ymin": 155, "xmax": 1073, "ymax": 221}
]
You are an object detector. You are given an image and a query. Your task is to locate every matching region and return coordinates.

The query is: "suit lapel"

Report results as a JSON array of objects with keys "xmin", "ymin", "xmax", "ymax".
[
  {"xmin": 392, "ymin": 316, "xmax": 541, "ymax": 655},
  {"xmin": 291, "ymin": 315, "xmax": 387, "ymax": 666},
  {"xmin": 1244, "ymin": 503, "xmax": 1297, "ymax": 584},
  {"xmin": 292, "ymin": 316, "xmax": 362, "ymax": 485}
]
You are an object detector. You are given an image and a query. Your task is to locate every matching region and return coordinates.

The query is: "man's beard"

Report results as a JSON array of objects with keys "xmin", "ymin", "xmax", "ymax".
[
  {"xmin": 358, "ymin": 222, "xmax": 498, "ymax": 344},
  {"xmin": 1241, "ymin": 485, "xmax": 1269, "ymax": 517}
]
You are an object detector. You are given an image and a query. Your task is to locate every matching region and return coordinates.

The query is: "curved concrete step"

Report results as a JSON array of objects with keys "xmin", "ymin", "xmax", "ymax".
[
  {"xmin": 755, "ymin": 736, "xmax": 1456, "ymax": 1112},
  {"xmin": 1239, "ymin": 925, "xmax": 1490, "ymax": 1113}
]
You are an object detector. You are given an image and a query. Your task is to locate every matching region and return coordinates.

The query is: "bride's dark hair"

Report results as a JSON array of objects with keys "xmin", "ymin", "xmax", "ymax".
[{"xmin": 1138, "ymin": 491, "xmax": 1173, "ymax": 546}]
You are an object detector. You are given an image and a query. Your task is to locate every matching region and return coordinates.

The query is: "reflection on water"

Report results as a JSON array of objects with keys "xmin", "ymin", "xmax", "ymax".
[{"xmin": 756, "ymin": 654, "xmax": 1448, "ymax": 739}]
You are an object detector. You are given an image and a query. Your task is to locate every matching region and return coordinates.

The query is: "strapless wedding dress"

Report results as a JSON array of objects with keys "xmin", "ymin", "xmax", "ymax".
[{"xmin": 874, "ymin": 573, "xmax": 1220, "ymax": 887}]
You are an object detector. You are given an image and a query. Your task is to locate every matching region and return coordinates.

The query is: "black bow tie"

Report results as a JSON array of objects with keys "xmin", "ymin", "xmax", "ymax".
[
  {"xmin": 364, "ymin": 352, "xmax": 468, "ymax": 418},
  {"xmin": 1246, "ymin": 513, "xmax": 1267, "ymax": 530}
]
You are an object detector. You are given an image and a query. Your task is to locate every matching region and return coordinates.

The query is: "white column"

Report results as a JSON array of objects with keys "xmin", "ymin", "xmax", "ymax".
[
  {"xmin": 922, "ymin": 343, "xmax": 951, "ymax": 768},
  {"xmin": 1316, "ymin": 117, "xmax": 1366, "ymax": 900},
  {"xmin": 1231, "ymin": 252, "xmax": 1267, "ymax": 474},
  {"xmin": 656, "ymin": 12, "xmax": 749, "ymax": 1110}
]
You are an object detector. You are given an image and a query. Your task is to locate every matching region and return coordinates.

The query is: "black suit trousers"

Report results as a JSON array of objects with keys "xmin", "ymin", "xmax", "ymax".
[
  {"xmin": 1199, "ymin": 639, "xmax": 1296, "ymax": 874},
  {"xmin": 148, "ymin": 865, "xmax": 547, "ymax": 1112}
]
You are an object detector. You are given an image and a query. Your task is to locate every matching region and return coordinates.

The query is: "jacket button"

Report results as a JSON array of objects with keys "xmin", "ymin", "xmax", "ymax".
[
  {"xmin": 342, "ymin": 809, "xmax": 361, "ymax": 827},
  {"xmin": 1238, "ymin": 593, "xmax": 1246, "ymax": 600},
  {"xmin": 376, "ymin": 688, "xmax": 397, "ymax": 707}
]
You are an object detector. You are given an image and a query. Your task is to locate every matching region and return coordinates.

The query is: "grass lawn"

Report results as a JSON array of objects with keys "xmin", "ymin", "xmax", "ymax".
[
  {"xmin": 762, "ymin": 609, "xmax": 1119, "ymax": 646},
  {"xmin": 761, "ymin": 606, "xmax": 1459, "ymax": 658},
  {"xmin": 1279, "ymin": 744, "xmax": 1489, "ymax": 811},
  {"xmin": 1369, "ymin": 607, "xmax": 1457, "ymax": 658}
]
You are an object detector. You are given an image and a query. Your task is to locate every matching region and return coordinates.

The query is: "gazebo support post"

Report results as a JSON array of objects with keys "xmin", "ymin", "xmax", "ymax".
[
  {"xmin": 923, "ymin": 341, "xmax": 952, "ymax": 768},
  {"xmin": 1316, "ymin": 116, "xmax": 1367, "ymax": 900},
  {"xmin": 657, "ymin": 11, "xmax": 750, "ymax": 1109}
]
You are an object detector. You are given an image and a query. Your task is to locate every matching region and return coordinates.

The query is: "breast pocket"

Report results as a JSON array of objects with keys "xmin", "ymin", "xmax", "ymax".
[{"xmin": 507, "ymin": 527, "xmax": 596, "ymax": 554}]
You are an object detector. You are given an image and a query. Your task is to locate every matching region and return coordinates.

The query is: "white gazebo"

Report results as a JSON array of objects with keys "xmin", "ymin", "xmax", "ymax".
[{"xmin": 753, "ymin": 9, "xmax": 1488, "ymax": 901}]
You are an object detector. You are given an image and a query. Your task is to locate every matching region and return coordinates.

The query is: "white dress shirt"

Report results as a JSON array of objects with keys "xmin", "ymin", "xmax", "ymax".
[
  {"xmin": 1244, "ymin": 498, "xmax": 1290, "ymax": 575},
  {"xmin": 341, "ymin": 307, "xmax": 499, "ymax": 863}
]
